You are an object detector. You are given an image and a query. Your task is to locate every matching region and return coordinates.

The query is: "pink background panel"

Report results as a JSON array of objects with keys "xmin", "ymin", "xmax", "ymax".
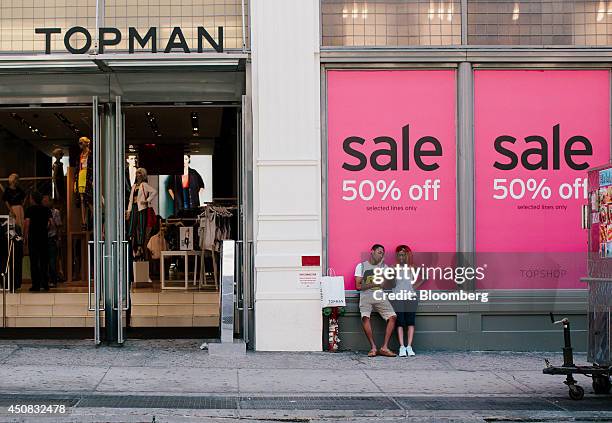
[
  {"xmin": 327, "ymin": 70, "xmax": 457, "ymax": 290},
  {"xmin": 474, "ymin": 70, "xmax": 610, "ymax": 289}
]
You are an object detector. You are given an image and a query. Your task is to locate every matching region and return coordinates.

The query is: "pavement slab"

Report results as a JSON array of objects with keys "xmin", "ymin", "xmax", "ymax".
[
  {"xmin": 0, "ymin": 345, "xmax": 18, "ymax": 363},
  {"xmin": 0, "ymin": 365, "xmax": 108, "ymax": 392},
  {"xmin": 366, "ymin": 369, "xmax": 526, "ymax": 395},
  {"xmin": 4, "ymin": 345, "xmax": 120, "ymax": 367},
  {"xmin": 439, "ymin": 351, "xmax": 588, "ymax": 372},
  {"xmin": 238, "ymin": 369, "xmax": 377, "ymax": 393},
  {"xmin": 96, "ymin": 367, "xmax": 239, "ymax": 394},
  {"xmin": 495, "ymin": 369, "xmax": 598, "ymax": 396}
]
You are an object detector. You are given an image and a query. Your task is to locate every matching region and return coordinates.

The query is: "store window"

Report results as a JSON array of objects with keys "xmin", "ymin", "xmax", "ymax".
[
  {"xmin": 0, "ymin": 106, "xmax": 95, "ymax": 328},
  {"xmin": 104, "ymin": 0, "xmax": 248, "ymax": 51},
  {"xmin": 474, "ymin": 70, "xmax": 610, "ymax": 289},
  {"xmin": 326, "ymin": 70, "xmax": 457, "ymax": 290},
  {"xmin": 0, "ymin": 0, "xmax": 247, "ymax": 54},
  {"xmin": 468, "ymin": 0, "xmax": 612, "ymax": 46},
  {"xmin": 321, "ymin": 0, "xmax": 461, "ymax": 47},
  {"xmin": 0, "ymin": 0, "xmax": 96, "ymax": 53}
]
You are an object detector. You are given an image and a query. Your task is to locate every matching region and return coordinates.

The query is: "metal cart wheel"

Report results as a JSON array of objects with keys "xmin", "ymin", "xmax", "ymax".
[
  {"xmin": 568, "ymin": 384, "xmax": 585, "ymax": 401},
  {"xmin": 592, "ymin": 375, "xmax": 612, "ymax": 394}
]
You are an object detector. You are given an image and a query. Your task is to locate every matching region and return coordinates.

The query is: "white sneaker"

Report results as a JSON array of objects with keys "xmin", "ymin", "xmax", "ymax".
[
  {"xmin": 398, "ymin": 346, "xmax": 407, "ymax": 357},
  {"xmin": 406, "ymin": 346, "xmax": 416, "ymax": 356}
]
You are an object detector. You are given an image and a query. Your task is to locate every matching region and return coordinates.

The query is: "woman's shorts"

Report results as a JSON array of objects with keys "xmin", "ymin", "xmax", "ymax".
[{"xmin": 396, "ymin": 311, "xmax": 416, "ymax": 327}]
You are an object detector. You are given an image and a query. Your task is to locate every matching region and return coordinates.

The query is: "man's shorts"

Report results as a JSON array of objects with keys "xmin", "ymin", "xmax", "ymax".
[{"xmin": 359, "ymin": 290, "xmax": 396, "ymax": 320}]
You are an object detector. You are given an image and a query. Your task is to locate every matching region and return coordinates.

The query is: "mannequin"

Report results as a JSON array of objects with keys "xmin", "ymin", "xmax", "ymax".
[
  {"xmin": 125, "ymin": 155, "xmax": 137, "ymax": 207},
  {"xmin": 168, "ymin": 154, "xmax": 205, "ymax": 213},
  {"xmin": 2, "ymin": 173, "xmax": 25, "ymax": 228},
  {"xmin": 126, "ymin": 155, "xmax": 137, "ymax": 186},
  {"xmin": 52, "ymin": 148, "xmax": 65, "ymax": 202},
  {"xmin": 126, "ymin": 168, "xmax": 157, "ymax": 260},
  {"xmin": 73, "ymin": 136, "xmax": 93, "ymax": 231}
]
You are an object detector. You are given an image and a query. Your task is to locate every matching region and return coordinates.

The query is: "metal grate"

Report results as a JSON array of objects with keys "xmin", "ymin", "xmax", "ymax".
[
  {"xmin": 0, "ymin": 394, "xmax": 78, "ymax": 407},
  {"xmin": 104, "ymin": 0, "xmax": 248, "ymax": 52},
  {"xmin": 239, "ymin": 396, "xmax": 400, "ymax": 410},
  {"xmin": 0, "ymin": 0, "xmax": 248, "ymax": 54},
  {"xmin": 0, "ymin": 394, "xmax": 609, "ymax": 412},
  {"xmin": 0, "ymin": 0, "xmax": 96, "ymax": 53},
  {"xmin": 77, "ymin": 395, "xmax": 237, "ymax": 410},
  {"xmin": 321, "ymin": 0, "xmax": 462, "ymax": 47},
  {"xmin": 394, "ymin": 396, "xmax": 560, "ymax": 411},
  {"xmin": 468, "ymin": 0, "xmax": 612, "ymax": 46}
]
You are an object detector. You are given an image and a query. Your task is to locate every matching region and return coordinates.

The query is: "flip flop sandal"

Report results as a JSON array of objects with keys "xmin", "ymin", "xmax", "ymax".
[
  {"xmin": 367, "ymin": 349, "xmax": 377, "ymax": 357},
  {"xmin": 378, "ymin": 349, "xmax": 397, "ymax": 357}
]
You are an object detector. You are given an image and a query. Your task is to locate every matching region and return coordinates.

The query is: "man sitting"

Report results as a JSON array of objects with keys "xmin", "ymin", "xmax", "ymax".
[{"xmin": 355, "ymin": 244, "xmax": 397, "ymax": 357}]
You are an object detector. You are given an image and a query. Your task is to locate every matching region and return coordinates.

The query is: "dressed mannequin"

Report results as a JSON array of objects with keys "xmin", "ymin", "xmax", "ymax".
[
  {"xmin": 73, "ymin": 137, "xmax": 93, "ymax": 231},
  {"xmin": 126, "ymin": 168, "xmax": 157, "ymax": 260},
  {"xmin": 125, "ymin": 155, "xmax": 137, "ymax": 208},
  {"xmin": 126, "ymin": 155, "xmax": 137, "ymax": 186},
  {"xmin": 52, "ymin": 148, "xmax": 65, "ymax": 201},
  {"xmin": 168, "ymin": 154, "xmax": 205, "ymax": 213},
  {"xmin": 3, "ymin": 173, "xmax": 26, "ymax": 229}
]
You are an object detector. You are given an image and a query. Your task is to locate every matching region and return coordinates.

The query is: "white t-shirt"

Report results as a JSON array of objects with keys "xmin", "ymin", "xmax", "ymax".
[
  {"xmin": 393, "ymin": 268, "xmax": 415, "ymax": 294},
  {"xmin": 354, "ymin": 260, "xmax": 387, "ymax": 291}
]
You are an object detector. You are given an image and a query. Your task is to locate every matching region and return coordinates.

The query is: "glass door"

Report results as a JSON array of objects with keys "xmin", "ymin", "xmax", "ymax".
[
  {"xmin": 0, "ymin": 96, "xmax": 107, "ymax": 341},
  {"xmin": 89, "ymin": 96, "xmax": 104, "ymax": 345},
  {"xmin": 238, "ymin": 94, "xmax": 254, "ymax": 347},
  {"xmin": 114, "ymin": 96, "xmax": 129, "ymax": 344},
  {"xmin": 97, "ymin": 96, "xmax": 129, "ymax": 344}
]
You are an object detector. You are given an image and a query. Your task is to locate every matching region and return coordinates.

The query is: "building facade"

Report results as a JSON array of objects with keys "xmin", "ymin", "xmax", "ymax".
[{"xmin": 1, "ymin": 0, "xmax": 609, "ymax": 351}]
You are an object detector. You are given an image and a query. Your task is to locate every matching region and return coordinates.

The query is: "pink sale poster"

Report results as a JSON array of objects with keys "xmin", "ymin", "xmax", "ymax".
[
  {"xmin": 327, "ymin": 70, "xmax": 457, "ymax": 290},
  {"xmin": 474, "ymin": 70, "xmax": 610, "ymax": 289}
]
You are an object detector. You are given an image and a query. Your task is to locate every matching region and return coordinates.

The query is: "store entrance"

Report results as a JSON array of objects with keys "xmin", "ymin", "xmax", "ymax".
[
  {"xmin": 0, "ymin": 67, "xmax": 253, "ymax": 346},
  {"xmin": 0, "ymin": 102, "xmax": 105, "ymax": 340},
  {"xmin": 120, "ymin": 104, "xmax": 243, "ymax": 338}
]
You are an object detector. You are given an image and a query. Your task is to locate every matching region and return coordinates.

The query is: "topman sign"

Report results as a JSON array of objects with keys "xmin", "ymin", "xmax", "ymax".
[{"xmin": 35, "ymin": 26, "xmax": 224, "ymax": 54}]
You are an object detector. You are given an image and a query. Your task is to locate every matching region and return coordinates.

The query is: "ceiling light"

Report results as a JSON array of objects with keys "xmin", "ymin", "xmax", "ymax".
[
  {"xmin": 145, "ymin": 112, "xmax": 161, "ymax": 137},
  {"xmin": 54, "ymin": 112, "xmax": 82, "ymax": 135},
  {"xmin": 11, "ymin": 112, "xmax": 46, "ymax": 138},
  {"xmin": 512, "ymin": 2, "xmax": 520, "ymax": 21},
  {"xmin": 191, "ymin": 112, "xmax": 200, "ymax": 137}
]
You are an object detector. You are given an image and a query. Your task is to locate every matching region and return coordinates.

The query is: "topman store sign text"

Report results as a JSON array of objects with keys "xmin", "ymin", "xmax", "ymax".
[{"xmin": 35, "ymin": 26, "xmax": 224, "ymax": 54}]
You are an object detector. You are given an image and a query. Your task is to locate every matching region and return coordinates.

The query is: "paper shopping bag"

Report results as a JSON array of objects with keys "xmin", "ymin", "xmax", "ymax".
[{"xmin": 319, "ymin": 275, "xmax": 346, "ymax": 308}]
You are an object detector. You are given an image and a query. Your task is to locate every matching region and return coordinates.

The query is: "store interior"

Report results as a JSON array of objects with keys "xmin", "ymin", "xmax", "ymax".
[{"xmin": 0, "ymin": 104, "xmax": 240, "ymax": 329}]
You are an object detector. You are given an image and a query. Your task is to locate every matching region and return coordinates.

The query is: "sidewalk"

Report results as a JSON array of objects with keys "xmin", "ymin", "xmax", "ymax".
[{"xmin": 0, "ymin": 339, "xmax": 610, "ymax": 422}]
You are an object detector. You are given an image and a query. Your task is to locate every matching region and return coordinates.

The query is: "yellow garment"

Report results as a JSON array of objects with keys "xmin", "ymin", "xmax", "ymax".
[
  {"xmin": 77, "ymin": 152, "xmax": 88, "ymax": 193},
  {"xmin": 78, "ymin": 169, "xmax": 87, "ymax": 193}
]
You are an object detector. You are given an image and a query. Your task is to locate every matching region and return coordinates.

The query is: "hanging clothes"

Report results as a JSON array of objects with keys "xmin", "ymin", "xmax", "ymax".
[
  {"xmin": 169, "ymin": 168, "xmax": 204, "ymax": 212},
  {"xmin": 2, "ymin": 186, "xmax": 25, "ymax": 229},
  {"xmin": 126, "ymin": 182, "xmax": 157, "ymax": 258},
  {"xmin": 147, "ymin": 231, "xmax": 167, "ymax": 260},
  {"xmin": 199, "ymin": 209, "xmax": 216, "ymax": 251}
]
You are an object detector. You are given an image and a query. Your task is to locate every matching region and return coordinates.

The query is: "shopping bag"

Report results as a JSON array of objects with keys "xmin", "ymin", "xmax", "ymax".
[
  {"xmin": 319, "ymin": 273, "xmax": 346, "ymax": 308},
  {"xmin": 133, "ymin": 261, "xmax": 151, "ymax": 283}
]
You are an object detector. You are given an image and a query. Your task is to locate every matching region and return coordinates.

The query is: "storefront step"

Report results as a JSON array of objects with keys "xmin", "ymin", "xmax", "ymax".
[
  {"xmin": 130, "ymin": 315, "xmax": 219, "ymax": 327},
  {"xmin": 2, "ymin": 316, "xmax": 110, "ymax": 328},
  {"xmin": 129, "ymin": 292, "xmax": 220, "ymax": 328},
  {"xmin": 0, "ymin": 292, "xmax": 90, "ymax": 305}
]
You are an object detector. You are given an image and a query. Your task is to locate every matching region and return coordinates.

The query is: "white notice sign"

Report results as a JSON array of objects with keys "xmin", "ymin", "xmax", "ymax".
[{"xmin": 298, "ymin": 271, "xmax": 320, "ymax": 289}]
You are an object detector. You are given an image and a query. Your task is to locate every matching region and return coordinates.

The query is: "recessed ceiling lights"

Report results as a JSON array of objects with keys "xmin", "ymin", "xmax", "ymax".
[
  {"xmin": 11, "ymin": 112, "xmax": 46, "ymax": 138},
  {"xmin": 54, "ymin": 112, "xmax": 82, "ymax": 136},
  {"xmin": 145, "ymin": 111, "xmax": 161, "ymax": 137},
  {"xmin": 191, "ymin": 112, "xmax": 200, "ymax": 136}
]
